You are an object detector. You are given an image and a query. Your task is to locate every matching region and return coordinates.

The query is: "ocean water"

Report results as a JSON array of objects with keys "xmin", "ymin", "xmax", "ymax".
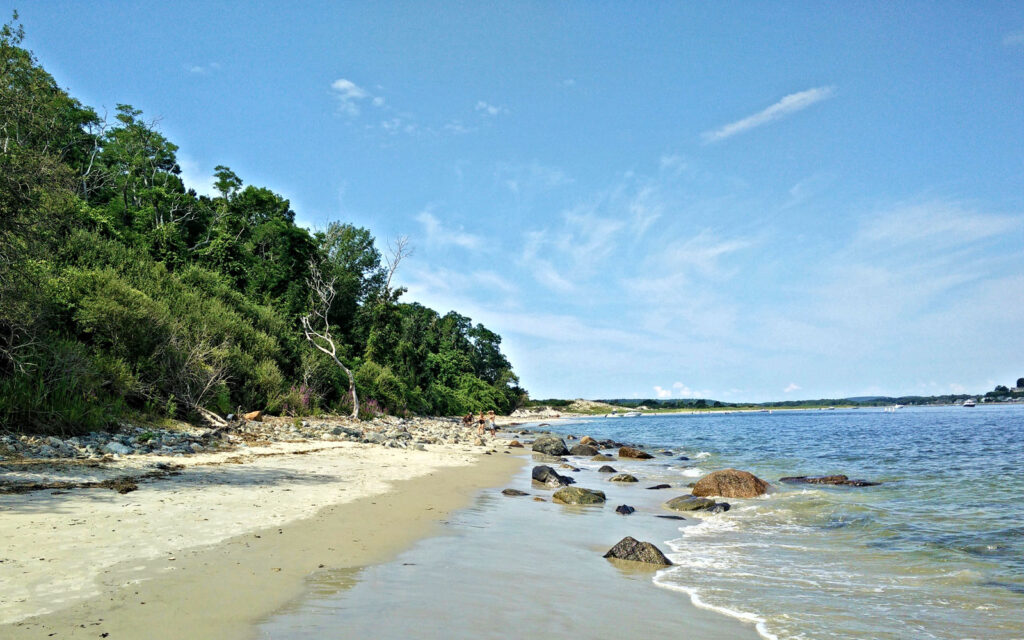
[
  {"xmin": 259, "ymin": 405, "xmax": 1024, "ymax": 640},
  {"xmin": 567, "ymin": 405, "xmax": 1024, "ymax": 640}
]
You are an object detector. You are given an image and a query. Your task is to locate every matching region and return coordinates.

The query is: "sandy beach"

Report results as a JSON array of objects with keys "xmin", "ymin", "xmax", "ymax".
[{"xmin": 0, "ymin": 434, "xmax": 523, "ymax": 639}]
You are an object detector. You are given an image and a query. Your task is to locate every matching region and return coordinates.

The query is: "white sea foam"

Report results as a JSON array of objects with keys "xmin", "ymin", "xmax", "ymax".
[
  {"xmin": 680, "ymin": 467, "xmax": 704, "ymax": 477},
  {"xmin": 694, "ymin": 451, "xmax": 712, "ymax": 459},
  {"xmin": 653, "ymin": 573, "xmax": 780, "ymax": 640}
]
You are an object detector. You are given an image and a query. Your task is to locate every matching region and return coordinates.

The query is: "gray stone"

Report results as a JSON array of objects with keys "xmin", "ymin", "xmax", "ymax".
[
  {"xmin": 603, "ymin": 536, "xmax": 672, "ymax": 565},
  {"xmin": 531, "ymin": 435, "xmax": 570, "ymax": 456},
  {"xmin": 103, "ymin": 442, "xmax": 132, "ymax": 456},
  {"xmin": 618, "ymin": 446, "xmax": 654, "ymax": 460},
  {"xmin": 569, "ymin": 444, "xmax": 600, "ymax": 457},
  {"xmin": 692, "ymin": 468, "xmax": 769, "ymax": 498},
  {"xmin": 552, "ymin": 486, "xmax": 607, "ymax": 505},
  {"xmin": 663, "ymin": 495, "xmax": 717, "ymax": 512},
  {"xmin": 597, "ymin": 465, "xmax": 617, "ymax": 473},
  {"xmin": 608, "ymin": 473, "xmax": 639, "ymax": 483},
  {"xmin": 532, "ymin": 465, "xmax": 575, "ymax": 487},
  {"xmin": 615, "ymin": 504, "xmax": 635, "ymax": 515},
  {"xmin": 501, "ymin": 489, "xmax": 529, "ymax": 496}
]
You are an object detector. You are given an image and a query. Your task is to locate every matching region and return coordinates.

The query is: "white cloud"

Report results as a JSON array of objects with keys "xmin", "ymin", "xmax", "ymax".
[
  {"xmin": 415, "ymin": 209, "xmax": 482, "ymax": 250},
  {"xmin": 561, "ymin": 78, "xmax": 576, "ymax": 87},
  {"xmin": 784, "ymin": 383, "xmax": 801, "ymax": 393},
  {"xmin": 653, "ymin": 385, "xmax": 672, "ymax": 398},
  {"xmin": 331, "ymin": 78, "xmax": 385, "ymax": 117},
  {"xmin": 176, "ymin": 154, "xmax": 217, "ymax": 197},
  {"xmin": 702, "ymin": 86, "xmax": 836, "ymax": 143},
  {"xmin": 185, "ymin": 62, "xmax": 221, "ymax": 75},
  {"xmin": 475, "ymin": 100, "xmax": 508, "ymax": 116}
]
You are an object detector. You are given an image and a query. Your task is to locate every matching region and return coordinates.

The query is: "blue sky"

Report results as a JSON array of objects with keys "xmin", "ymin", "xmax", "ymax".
[{"xmin": 13, "ymin": 1, "xmax": 1024, "ymax": 401}]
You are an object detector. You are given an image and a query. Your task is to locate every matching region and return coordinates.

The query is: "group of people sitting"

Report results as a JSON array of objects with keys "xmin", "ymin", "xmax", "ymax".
[{"xmin": 461, "ymin": 410, "xmax": 497, "ymax": 437}]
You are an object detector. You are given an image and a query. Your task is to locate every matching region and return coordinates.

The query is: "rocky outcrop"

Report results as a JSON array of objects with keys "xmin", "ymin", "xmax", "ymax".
[
  {"xmin": 603, "ymin": 536, "xmax": 672, "ymax": 565},
  {"xmin": 552, "ymin": 486, "xmax": 606, "ymax": 505},
  {"xmin": 531, "ymin": 435, "xmax": 570, "ymax": 456},
  {"xmin": 532, "ymin": 465, "xmax": 575, "ymax": 487},
  {"xmin": 507, "ymin": 439, "xmax": 524, "ymax": 448},
  {"xmin": 609, "ymin": 473, "xmax": 638, "ymax": 483},
  {"xmin": 569, "ymin": 444, "xmax": 600, "ymax": 457},
  {"xmin": 779, "ymin": 474, "xmax": 880, "ymax": 487},
  {"xmin": 501, "ymin": 488, "xmax": 529, "ymax": 496},
  {"xmin": 591, "ymin": 454, "xmax": 615, "ymax": 462},
  {"xmin": 618, "ymin": 446, "xmax": 653, "ymax": 460},
  {"xmin": 692, "ymin": 468, "xmax": 769, "ymax": 498},
  {"xmin": 243, "ymin": 410, "xmax": 263, "ymax": 421},
  {"xmin": 579, "ymin": 436, "xmax": 596, "ymax": 446},
  {"xmin": 615, "ymin": 504, "xmax": 635, "ymax": 515},
  {"xmin": 645, "ymin": 484, "xmax": 671, "ymax": 490},
  {"xmin": 663, "ymin": 495, "xmax": 717, "ymax": 511},
  {"xmin": 597, "ymin": 465, "xmax": 617, "ymax": 473}
]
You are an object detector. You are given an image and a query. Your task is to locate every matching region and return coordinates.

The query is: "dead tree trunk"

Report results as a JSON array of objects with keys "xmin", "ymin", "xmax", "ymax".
[{"xmin": 301, "ymin": 262, "xmax": 359, "ymax": 419}]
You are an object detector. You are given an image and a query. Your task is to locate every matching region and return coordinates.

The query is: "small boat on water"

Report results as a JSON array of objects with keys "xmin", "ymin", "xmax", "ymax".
[{"xmin": 963, "ymin": 399, "xmax": 976, "ymax": 407}]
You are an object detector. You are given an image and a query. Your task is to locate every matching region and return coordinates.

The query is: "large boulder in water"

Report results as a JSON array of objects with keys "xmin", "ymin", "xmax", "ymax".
[
  {"xmin": 664, "ymin": 495, "xmax": 717, "ymax": 511},
  {"xmin": 552, "ymin": 486, "xmax": 606, "ymax": 505},
  {"xmin": 597, "ymin": 465, "xmax": 617, "ymax": 473},
  {"xmin": 692, "ymin": 468, "xmax": 769, "ymax": 498},
  {"xmin": 531, "ymin": 435, "xmax": 570, "ymax": 456},
  {"xmin": 532, "ymin": 465, "xmax": 575, "ymax": 487},
  {"xmin": 603, "ymin": 536, "xmax": 672, "ymax": 566},
  {"xmin": 579, "ymin": 435, "xmax": 597, "ymax": 446},
  {"xmin": 591, "ymin": 454, "xmax": 615, "ymax": 462},
  {"xmin": 569, "ymin": 443, "xmax": 600, "ymax": 457},
  {"xmin": 618, "ymin": 446, "xmax": 654, "ymax": 460}
]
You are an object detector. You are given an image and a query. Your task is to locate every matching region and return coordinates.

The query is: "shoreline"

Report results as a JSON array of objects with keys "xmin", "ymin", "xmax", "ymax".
[{"xmin": 1, "ymin": 430, "xmax": 525, "ymax": 639}]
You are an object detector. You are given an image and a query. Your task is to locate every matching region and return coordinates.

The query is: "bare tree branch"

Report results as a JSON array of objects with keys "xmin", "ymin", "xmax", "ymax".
[{"xmin": 301, "ymin": 261, "xmax": 359, "ymax": 419}]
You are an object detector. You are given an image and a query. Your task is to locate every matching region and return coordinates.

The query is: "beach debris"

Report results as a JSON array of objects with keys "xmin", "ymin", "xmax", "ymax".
[
  {"xmin": 645, "ymin": 484, "xmax": 671, "ymax": 490},
  {"xmin": 569, "ymin": 444, "xmax": 600, "ymax": 457},
  {"xmin": 603, "ymin": 536, "xmax": 672, "ymax": 565},
  {"xmin": 609, "ymin": 473, "xmax": 639, "ymax": 483},
  {"xmin": 531, "ymin": 435, "xmax": 570, "ymax": 456},
  {"xmin": 692, "ymin": 468, "xmax": 769, "ymax": 498},
  {"xmin": 243, "ymin": 410, "xmax": 263, "ymax": 422},
  {"xmin": 579, "ymin": 435, "xmax": 596, "ymax": 445},
  {"xmin": 591, "ymin": 454, "xmax": 615, "ymax": 462},
  {"xmin": 532, "ymin": 465, "xmax": 576, "ymax": 487},
  {"xmin": 779, "ymin": 474, "xmax": 880, "ymax": 487},
  {"xmin": 597, "ymin": 465, "xmax": 617, "ymax": 473},
  {"xmin": 663, "ymin": 495, "xmax": 717, "ymax": 512},
  {"xmin": 618, "ymin": 446, "xmax": 654, "ymax": 460},
  {"xmin": 507, "ymin": 440, "xmax": 524, "ymax": 448},
  {"xmin": 615, "ymin": 504, "xmax": 636, "ymax": 515},
  {"xmin": 552, "ymin": 486, "xmax": 607, "ymax": 505},
  {"xmin": 501, "ymin": 489, "xmax": 529, "ymax": 497}
]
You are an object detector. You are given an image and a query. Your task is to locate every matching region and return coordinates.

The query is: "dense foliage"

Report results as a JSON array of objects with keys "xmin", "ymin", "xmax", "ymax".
[{"xmin": 0, "ymin": 17, "xmax": 525, "ymax": 434}]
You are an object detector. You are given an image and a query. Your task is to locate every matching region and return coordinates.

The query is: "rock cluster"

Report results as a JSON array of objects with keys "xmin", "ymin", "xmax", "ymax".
[
  {"xmin": 603, "ymin": 536, "xmax": 672, "ymax": 566},
  {"xmin": 779, "ymin": 474, "xmax": 880, "ymax": 487}
]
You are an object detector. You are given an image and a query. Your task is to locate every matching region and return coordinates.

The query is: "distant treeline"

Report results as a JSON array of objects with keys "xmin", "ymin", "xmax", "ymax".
[{"xmin": 0, "ymin": 16, "xmax": 525, "ymax": 434}]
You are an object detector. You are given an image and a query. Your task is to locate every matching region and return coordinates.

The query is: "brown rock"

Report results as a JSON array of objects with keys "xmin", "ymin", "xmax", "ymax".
[
  {"xmin": 692, "ymin": 468, "xmax": 769, "ymax": 498},
  {"xmin": 579, "ymin": 436, "xmax": 596, "ymax": 446},
  {"xmin": 618, "ymin": 446, "xmax": 654, "ymax": 460},
  {"xmin": 243, "ymin": 410, "xmax": 263, "ymax": 422},
  {"xmin": 507, "ymin": 439, "xmax": 524, "ymax": 448},
  {"xmin": 603, "ymin": 536, "xmax": 672, "ymax": 565},
  {"xmin": 779, "ymin": 474, "xmax": 880, "ymax": 487},
  {"xmin": 569, "ymin": 444, "xmax": 600, "ymax": 456}
]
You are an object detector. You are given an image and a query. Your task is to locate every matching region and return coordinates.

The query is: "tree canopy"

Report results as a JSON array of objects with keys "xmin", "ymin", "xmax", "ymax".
[{"xmin": 0, "ymin": 16, "xmax": 526, "ymax": 434}]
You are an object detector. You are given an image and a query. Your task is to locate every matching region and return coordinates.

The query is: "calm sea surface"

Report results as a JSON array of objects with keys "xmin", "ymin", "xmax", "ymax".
[
  {"xmin": 573, "ymin": 405, "xmax": 1024, "ymax": 639},
  {"xmin": 261, "ymin": 405, "xmax": 1024, "ymax": 640}
]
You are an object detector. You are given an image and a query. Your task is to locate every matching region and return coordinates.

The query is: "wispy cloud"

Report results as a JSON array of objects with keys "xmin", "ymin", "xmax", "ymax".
[
  {"xmin": 415, "ymin": 209, "xmax": 482, "ymax": 250},
  {"xmin": 702, "ymin": 86, "xmax": 836, "ymax": 143},
  {"xmin": 475, "ymin": 100, "xmax": 509, "ymax": 117},
  {"xmin": 784, "ymin": 383, "xmax": 801, "ymax": 393},
  {"xmin": 185, "ymin": 62, "xmax": 222, "ymax": 75},
  {"xmin": 331, "ymin": 78, "xmax": 385, "ymax": 117},
  {"xmin": 1004, "ymin": 29, "xmax": 1024, "ymax": 47},
  {"xmin": 653, "ymin": 385, "xmax": 672, "ymax": 398}
]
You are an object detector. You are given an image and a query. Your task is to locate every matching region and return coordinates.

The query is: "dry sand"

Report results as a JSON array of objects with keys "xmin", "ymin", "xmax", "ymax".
[{"xmin": 0, "ymin": 440, "xmax": 523, "ymax": 639}]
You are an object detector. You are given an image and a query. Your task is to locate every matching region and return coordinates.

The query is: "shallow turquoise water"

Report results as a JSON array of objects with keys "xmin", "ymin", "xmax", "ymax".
[{"xmin": 571, "ymin": 405, "xmax": 1024, "ymax": 639}]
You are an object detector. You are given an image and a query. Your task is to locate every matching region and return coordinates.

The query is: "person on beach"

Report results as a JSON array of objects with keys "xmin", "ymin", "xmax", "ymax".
[
  {"xmin": 462, "ymin": 412, "xmax": 474, "ymax": 428},
  {"xmin": 476, "ymin": 410, "xmax": 486, "ymax": 436},
  {"xmin": 486, "ymin": 410, "xmax": 497, "ymax": 437}
]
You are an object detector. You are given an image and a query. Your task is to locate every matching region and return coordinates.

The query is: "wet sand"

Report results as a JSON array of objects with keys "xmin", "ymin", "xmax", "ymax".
[
  {"xmin": 258, "ymin": 458, "xmax": 761, "ymax": 640},
  {"xmin": 1, "ymin": 442, "xmax": 522, "ymax": 639}
]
